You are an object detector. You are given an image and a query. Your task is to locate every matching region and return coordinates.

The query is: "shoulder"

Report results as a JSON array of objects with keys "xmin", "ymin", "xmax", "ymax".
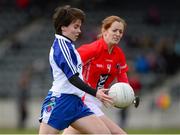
[
  {"xmin": 82, "ymin": 39, "xmax": 101, "ymax": 48},
  {"xmin": 79, "ymin": 39, "xmax": 102, "ymax": 53},
  {"xmin": 114, "ymin": 46, "xmax": 125, "ymax": 56},
  {"xmin": 55, "ymin": 39, "xmax": 75, "ymax": 53},
  {"xmin": 113, "ymin": 45, "xmax": 127, "ymax": 61}
]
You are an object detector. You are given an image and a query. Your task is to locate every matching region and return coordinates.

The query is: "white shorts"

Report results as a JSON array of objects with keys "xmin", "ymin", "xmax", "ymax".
[{"xmin": 84, "ymin": 94, "xmax": 104, "ymax": 116}]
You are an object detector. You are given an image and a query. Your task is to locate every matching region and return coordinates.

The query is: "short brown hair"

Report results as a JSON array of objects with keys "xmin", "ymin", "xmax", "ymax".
[{"xmin": 52, "ymin": 5, "xmax": 85, "ymax": 34}]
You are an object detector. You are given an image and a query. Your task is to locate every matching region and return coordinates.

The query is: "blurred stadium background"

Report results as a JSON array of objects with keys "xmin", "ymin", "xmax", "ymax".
[{"xmin": 0, "ymin": 0, "xmax": 180, "ymax": 134}]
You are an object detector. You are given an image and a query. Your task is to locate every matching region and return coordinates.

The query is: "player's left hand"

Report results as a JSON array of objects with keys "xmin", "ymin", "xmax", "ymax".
[{"xmin": 133, "ymin": 96, "xmax": 140, "ymax": 108}]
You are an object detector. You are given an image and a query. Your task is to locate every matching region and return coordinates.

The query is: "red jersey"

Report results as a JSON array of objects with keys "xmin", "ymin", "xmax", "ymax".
[{"xmin": 78, "ymin": 38, "xmax": 128, "ymax": 90}]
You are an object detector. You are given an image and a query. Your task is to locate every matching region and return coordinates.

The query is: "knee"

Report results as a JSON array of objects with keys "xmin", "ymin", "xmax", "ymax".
[{"xmin": 63, "ymin": 127, "xmax": 80, "ymax": 134}]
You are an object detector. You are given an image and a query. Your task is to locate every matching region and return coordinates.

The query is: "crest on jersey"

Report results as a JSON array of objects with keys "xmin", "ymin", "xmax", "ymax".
[
  {"xmin": 78, "ymin": 64, "xmax": 82, "ymax": 70},
  {"xmin": 116, "ymin": 64, "xmax": 120, "ymax": 69}
]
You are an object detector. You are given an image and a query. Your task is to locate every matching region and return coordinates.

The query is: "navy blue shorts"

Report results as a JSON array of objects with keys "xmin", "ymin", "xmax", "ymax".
[{"xmin": 39, "ymin": 91, "xmax": 94, "ymax": 130}]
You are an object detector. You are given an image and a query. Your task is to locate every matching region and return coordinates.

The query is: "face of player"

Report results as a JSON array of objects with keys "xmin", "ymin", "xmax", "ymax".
[
  {"xmin": 103, "ymin": 21, "xmax": 124, "ymax": 45},
  {"xmin": 62, "ymin": 19, "xmax": 82, "ymax": 41}
]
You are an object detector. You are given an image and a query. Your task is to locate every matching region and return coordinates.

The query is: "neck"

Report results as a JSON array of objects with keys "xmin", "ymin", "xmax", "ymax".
[
  {"xmin": 103, "ymin": 37, "xmax": 114, "ymax": 54},
  {"xmin": 108, "ymin": 44, "xmax": 114, "ymax": 54}
]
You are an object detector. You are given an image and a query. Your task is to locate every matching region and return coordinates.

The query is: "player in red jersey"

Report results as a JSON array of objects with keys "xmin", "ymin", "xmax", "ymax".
[{"xmin": 63, "ymin": 16, "xmax": 129, "ymax": 134}]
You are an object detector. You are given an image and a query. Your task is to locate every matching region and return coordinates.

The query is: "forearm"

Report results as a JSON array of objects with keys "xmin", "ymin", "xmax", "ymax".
[{"xmin": 68, "ymin": 74, "xmax": 97, "ymax": 97}]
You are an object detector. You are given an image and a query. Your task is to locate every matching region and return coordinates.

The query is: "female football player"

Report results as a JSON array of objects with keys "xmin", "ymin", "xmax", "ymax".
[
  {"xmin": 63, "ymin": 15, "xmax": 129, "ymax": 134},
  {"xmin": 38, "ymin": 5, "xmax": 113, "ymax": 134}
]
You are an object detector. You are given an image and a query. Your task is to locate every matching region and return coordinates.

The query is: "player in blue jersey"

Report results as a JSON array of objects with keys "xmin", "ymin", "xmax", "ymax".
[{"xmin": 38, "ymin": 5, "xmax": 113, "ymax": 134}]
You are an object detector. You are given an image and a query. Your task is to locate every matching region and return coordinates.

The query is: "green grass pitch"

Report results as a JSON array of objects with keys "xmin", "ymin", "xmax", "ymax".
[{"xmin": 0, "ymin": 128, "xmax": 180, "ymax": 134}]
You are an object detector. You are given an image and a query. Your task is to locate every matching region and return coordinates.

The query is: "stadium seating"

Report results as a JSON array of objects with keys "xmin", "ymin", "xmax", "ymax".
[{"xmin": 0, "ymin": 1, "xmax": 180, "ymax": 98}]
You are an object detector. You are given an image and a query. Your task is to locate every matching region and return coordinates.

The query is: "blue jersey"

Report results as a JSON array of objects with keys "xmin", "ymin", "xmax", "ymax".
[{"xmin": 49, "ymin": 34, "xmax": 85, "ymax": 98}]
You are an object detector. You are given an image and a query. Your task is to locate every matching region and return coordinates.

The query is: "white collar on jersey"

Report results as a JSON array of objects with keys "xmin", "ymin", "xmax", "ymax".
[{"xmin": 55, "ymin": 34, "xmax": 72, "ymax": 43}]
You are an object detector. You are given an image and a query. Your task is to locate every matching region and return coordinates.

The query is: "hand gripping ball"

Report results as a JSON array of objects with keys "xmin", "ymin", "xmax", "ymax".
[{"xmin": 108, "ymin": 82, "xmax": 135, "ymax": 108}]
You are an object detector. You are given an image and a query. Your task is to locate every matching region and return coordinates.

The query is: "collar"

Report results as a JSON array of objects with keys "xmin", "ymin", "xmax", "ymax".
[
  {"xmin": 99, "ymin": 37, "xmax": 116, "ymax": 53},
  {"xmin": 55, "ymin": 34, "xmax": 72, "ymax": 43}
]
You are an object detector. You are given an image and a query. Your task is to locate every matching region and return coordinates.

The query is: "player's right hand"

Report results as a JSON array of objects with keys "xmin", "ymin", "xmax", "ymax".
[{"xmin": 96, "ymin": 88, "xmax": 113, "ymax": 106}]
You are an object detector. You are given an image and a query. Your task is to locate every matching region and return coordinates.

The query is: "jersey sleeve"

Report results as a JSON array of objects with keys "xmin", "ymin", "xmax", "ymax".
[
  {"xmin": 117, "ymin": 72, "xmax": 129, "ymax": 83},
  {"xmin": 118, "ymin": 48, "xmax": 128, "ymax": 73},
  {"xmin": 53, "ymin": 40, "xmax": 78, "ymax": 79},
  {"xmin": 116, "ymin": 47, "xmax": 129, "ymax": 82},
  {"xmin": 77, "ymin": 42, "xmax": 99, "ymax": 65}
]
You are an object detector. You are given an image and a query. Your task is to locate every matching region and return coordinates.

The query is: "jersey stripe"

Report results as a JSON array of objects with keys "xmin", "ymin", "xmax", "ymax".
[
  {"xmin": 60, "ymin": 38, "xmax": 77, "ymax": 74},
  {"xmin": 61, "ymin": 39, "xmax": 77, "ymax": 70},
  {"xmin": 120, "ymin": 64, "xmax": 127, "ymax": 69},
  {"xmin": 58, "ymin": 38, "xmax": 76, "ymax": 74}
]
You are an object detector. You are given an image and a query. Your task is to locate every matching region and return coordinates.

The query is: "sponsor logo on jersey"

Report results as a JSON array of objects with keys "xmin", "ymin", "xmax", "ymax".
[
  {"xmin": 96, "ymin": 64, "xmax": 103, "ymax": 68},
  {"xmin": 97, "ymin": 74, "xmax": 109, "ymax": 89}
]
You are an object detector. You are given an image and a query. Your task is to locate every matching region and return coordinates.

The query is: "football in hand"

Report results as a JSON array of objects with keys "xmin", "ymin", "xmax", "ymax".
[{"xmin": 108, "ymin": 82, "xmax": 135, "ymax": 108}]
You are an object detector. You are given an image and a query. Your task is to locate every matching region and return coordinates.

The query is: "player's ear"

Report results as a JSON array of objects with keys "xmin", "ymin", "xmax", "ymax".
[
  {"xmin": 61, "ymin": 26, "xmax": 66, "ymax": 32},
  {"xmin": 102, "ymin": 28, "xmax": 106, "ymax": 34},
  {"xmin": 102, "ymin": 28, "xmax": 108, "ymax": 37}
]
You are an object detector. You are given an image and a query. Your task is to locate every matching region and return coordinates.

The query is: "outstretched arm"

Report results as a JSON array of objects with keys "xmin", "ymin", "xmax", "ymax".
[
  {"xmin": 69, "ymin": 74, "xmax": 113, "ymax": 104},
  {"xmin": 68, "ymin": 73, "xmax": 97, "ymax": 96}
]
